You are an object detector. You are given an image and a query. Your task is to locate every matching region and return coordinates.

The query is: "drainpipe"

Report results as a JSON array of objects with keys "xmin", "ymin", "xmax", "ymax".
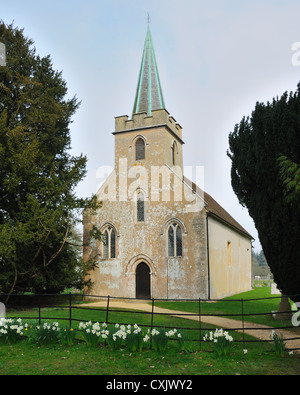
[
  {"xmin": 206, "ymin": 214, "xmax": 211, "ymax": 300},
  {"xmin": 167, "ymin": 259, "xmax": 169, "ymax": 300}
]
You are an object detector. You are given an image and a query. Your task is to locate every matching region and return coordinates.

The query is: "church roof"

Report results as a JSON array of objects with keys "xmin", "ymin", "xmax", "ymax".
[
  {"xmin": 183, "ymin": 176, "xmax": 253, "ymax": 239},
  {"xmin": 204, "ymin": 190, "xmax": 253, "ymax": 239},
  {"xmin": 132, "ymin": 26, "xmax": 165, "ymax": 117}
]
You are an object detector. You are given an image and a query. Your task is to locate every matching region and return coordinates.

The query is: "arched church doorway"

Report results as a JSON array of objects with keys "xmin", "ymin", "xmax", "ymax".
[{"xmin": 136, "ymin": 262, "xmax": 151, "ymax": 299}]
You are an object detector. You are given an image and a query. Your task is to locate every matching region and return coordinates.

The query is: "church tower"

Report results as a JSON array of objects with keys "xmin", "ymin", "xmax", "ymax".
[
  {"xmin": 83, "ymin": 25, "xmax": 252, "ymax": 300},
  {"xmin": 113, "ymin": 25, "xmax": 184, "ymax": 176}
]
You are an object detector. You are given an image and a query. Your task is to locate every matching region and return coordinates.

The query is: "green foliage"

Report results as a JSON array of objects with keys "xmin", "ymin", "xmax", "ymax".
[
  {"xmin": 278, "ymin": 155, "xmax": 300, "ymax": 207},
  {"xmin": 27, "ymin": 321, "xmax": 61, "ymax": 346},
  {"xmin": 0, "ymin": 22, "xmax": 100, "ymax": 296},
  {"xmin": 252, "ymin": 250, "xmax": 272, "ymax": 277},
  {"xmin": 150, "ymin": 328, "xmax": 182, "ymax": 352},
  {"xmin": 59, "ymin": 326, "xmax": 77, "ymax": 346},
  {"xmin": 271, "ymin": 331, "xmax": 286, "ymax": 357},
  {"xmin": 227, "ymin": 83, "xmax": 300, "ymax": 302}
]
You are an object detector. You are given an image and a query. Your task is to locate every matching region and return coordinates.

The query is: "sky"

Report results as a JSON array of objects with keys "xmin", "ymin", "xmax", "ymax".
[{"xmin": 1, "ymin": 0, "xmax": 300, "ymax": 252}]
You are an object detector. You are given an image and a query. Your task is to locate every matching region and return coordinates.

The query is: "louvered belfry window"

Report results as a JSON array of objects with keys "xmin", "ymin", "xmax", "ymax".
[
  {"xmin": 172, "ymin": 142, "xmax": 177, "ymax": 166},
  {"xmin": 137, "ymin": 191, "xmax": 145, "ymax": 222},
  {"xmin": 168, "ymin": 223, "xmax": 183, "ymax": 257},
  {"xmin": 136, "ymin": 138, "xmax": 145, "ymax": 161}
]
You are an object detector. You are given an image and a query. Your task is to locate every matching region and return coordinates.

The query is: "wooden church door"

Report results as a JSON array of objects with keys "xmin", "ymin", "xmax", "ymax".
[{"xmin": 136, "ymin": 262, "xmax": 151, "ymax": 299}]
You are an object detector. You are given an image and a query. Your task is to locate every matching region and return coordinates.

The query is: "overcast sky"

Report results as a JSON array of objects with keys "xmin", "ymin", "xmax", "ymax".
[{"xmin": 2, "ymin": 0, "xmax": 300, "ymax": 251}]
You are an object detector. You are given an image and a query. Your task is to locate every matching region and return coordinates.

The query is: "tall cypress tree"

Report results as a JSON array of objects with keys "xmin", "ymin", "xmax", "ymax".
[
  {"xmin": 0, "ymin": 22, "xmax": 99, "ymax": 296},
  {"xmin": 228, "ymin": 84, "xmax": 300, "ymax": 302}
]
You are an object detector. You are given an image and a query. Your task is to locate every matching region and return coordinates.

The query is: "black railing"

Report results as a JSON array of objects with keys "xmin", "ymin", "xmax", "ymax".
[{"xmin": 1, "ymin": 293, "xmax": 299, "ymax": 352}]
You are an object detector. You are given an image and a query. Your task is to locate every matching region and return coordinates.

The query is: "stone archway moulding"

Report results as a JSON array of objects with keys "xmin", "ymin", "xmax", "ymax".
[
  {"xmin": 99, "ymin": 221, "xmax": 120, "ymax": 237},
  {"xmin": 160, "ymin": 217, "xmax": 188, "ymax": 236},
  {"xmin": 125, "ymin": 254, "xmax": 157, "ymax": 277}
]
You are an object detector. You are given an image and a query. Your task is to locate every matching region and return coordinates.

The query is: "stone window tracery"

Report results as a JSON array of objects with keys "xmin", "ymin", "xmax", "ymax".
[
  {"xmin": 102, "ymin": 226, "xmax": 116, "ymax": 259},
  {"xmin": 168, "ymin": 223, "xmax": 183, "ymax": 257}
]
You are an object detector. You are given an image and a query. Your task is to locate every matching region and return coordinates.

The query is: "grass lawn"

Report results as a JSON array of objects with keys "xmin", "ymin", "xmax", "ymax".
[
  {"xmin": 0, "ymin": 336, "xmax": 299, "ymax": 375},
  {"xmin": 155, "ymin": 286, "xmax": 298, "ymax": 329}
]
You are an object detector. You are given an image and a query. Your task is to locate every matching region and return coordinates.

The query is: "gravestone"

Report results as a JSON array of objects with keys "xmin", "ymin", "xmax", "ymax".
[
  {"xmin": 271, "ymin": 283, "xmax": 281, "ymax": 295},
  {"xmin": 0, "ymin": 302, "xmax": 5, "ymax": 319}
]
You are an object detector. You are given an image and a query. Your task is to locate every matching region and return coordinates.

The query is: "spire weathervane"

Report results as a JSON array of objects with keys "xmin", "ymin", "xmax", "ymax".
[{"xmin": 147, "ymin": 13, "xmax": 151, "ymax": 25}]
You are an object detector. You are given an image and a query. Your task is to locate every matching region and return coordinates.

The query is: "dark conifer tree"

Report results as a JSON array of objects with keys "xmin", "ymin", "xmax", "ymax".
[{"xmin": 228, "ymin": 84, "xmax": 300, "ymax": 302}]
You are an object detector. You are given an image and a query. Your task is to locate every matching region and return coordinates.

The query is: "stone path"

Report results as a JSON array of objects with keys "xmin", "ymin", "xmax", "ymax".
[{"xmin": 80, "ymin": 299, "xmax": 300, "ymax": 353}]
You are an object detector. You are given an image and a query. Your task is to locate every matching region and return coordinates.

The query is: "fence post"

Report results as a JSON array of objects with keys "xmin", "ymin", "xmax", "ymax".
[
  {"xmin": 105, "ymin": 296, "xmax": 110, "ymax": 324},
  {"xmin": 69, "ymin": 293, "xmax": 72, "ymax": 329},
  {"xmin": 150, "ymin": 298, "xmax": 155, "ymax": 350},
  {"xmin": 38, "ymin": 305, "xmax": 41, "ymax": 326},
  {"xmin": 241, "ymin": 298, "xmax": 245, "ymax": 350},
  {"xmin": 199, "ymin": 298, "xmax": 202, "ymax": 351},
  {"xmin": 104, "ymin": 296, "xmax": 110, "ymax": 346}
]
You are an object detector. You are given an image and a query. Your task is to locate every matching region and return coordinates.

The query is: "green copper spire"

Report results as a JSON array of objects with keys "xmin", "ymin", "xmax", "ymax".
[{"xmin": 132, "ymin": 26, "xmax": 165, "ymax": 117}]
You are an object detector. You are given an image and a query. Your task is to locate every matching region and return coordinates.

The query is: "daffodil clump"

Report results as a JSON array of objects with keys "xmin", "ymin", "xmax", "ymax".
[
  {"xmin": 78, "ymin": 322, "xmax": 185, "ymax": 352},
  {"xmin": 203, "ymin": 328, "xmax": 234, "ymax": 356},
  {"xmin": 151, "ymin": 327, "xmax": 184, "ymax": 352},
  {"xmin": 25, "ymin": 321, "xmax": 77, "ymax": 346},
  {"xmin": 79, "ymin": 321, "xmax": 109, "ymax": 347},
  {"xmin": 108, "ymin": 323, "xmax": 146, "ymax": 351},
  {"xmin": 60, "ymin": 326, "xmax": 77, "ymax": 346},
  {"xmin": 0, "ymin": 317, "xmax": 186, "ymax": 352},
  {"xmin": 27, "ymin": 321, "xmax": 61, "ymax": 345},
  {"xmin": 0, "ymin": 318, "xmax": 26, "ymax": 343},
  {"xmin": 270, "ymin": 330, "xmax": 286, "ymax": 357}
]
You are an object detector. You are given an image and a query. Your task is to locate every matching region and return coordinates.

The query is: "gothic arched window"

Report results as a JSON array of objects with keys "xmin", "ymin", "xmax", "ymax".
[
  {"xmin": 137, "ymin": 191, "xmax": 145, "ymax": 222},
  {"xmin": 135, "ymin": 138, "xmax": 145, "ymax": 161},
  {"xmin": 168, "ymin": 223, "xmax": 183, "ymax": 257},
  {"xmin": 103, "ymin": 226, "xmax": 116, "ymax": 259}
]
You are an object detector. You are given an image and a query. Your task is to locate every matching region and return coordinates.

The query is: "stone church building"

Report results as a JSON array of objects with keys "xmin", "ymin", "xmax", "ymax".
[{"xmin": 83, "ymin": 26, "xmax": 252, "ymax": 300}]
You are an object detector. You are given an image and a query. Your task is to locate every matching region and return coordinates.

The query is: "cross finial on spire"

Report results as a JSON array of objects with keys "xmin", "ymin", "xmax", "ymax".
[{"xmin": 147, "ymin": 13, "xmax": 151, "ymax": 25}]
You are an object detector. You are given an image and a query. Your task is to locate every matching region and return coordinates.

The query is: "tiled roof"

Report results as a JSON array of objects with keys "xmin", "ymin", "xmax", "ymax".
[{"xmin": 183, "ymin": 176, "xmax": 253, "ymax": 239}]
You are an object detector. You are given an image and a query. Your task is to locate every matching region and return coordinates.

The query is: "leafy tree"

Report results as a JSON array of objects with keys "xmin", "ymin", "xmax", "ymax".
[
  {"xmin": 278, "ymin": 155, "xmax": 300, "ymax": 207},
  {"xmin": 0, "ymin": 22, "xmax": 100, "ymax": 298},
  {"xmin": 227, "ymin": 83, "xmax": 300, "ymax": 302},
  {"xmin": 252, "ymin": 250, "xmax": 272, "ymax": 277},
  {"xmin": 252, "ymin": 250, "xmax": 267, "ymax": 267}
]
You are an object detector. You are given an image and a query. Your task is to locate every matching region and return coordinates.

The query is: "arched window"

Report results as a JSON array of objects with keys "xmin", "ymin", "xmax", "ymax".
[
  {"xmin": 137, "ymin": 191, "xmax": 145, "ymax": 222},
  {"xmin": 168, "ymin": 225, "xmax": 174, "ymax": 256},
  {"xmin": 168, "ymin": 223, "xmax": 183, "ymax": 257},
  {"xmin": 135, "ymin": 138, "xmax": 145, "ymax": 161},
  {"xmin": 103, "ymin": 226, "xmax": 116, "ymax": 259}
]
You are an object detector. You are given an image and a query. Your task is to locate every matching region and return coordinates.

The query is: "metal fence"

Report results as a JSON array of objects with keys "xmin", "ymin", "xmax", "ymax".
[{"xmin": 1, "ymin": 293, "xmax": 300, "ymax": 352}]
